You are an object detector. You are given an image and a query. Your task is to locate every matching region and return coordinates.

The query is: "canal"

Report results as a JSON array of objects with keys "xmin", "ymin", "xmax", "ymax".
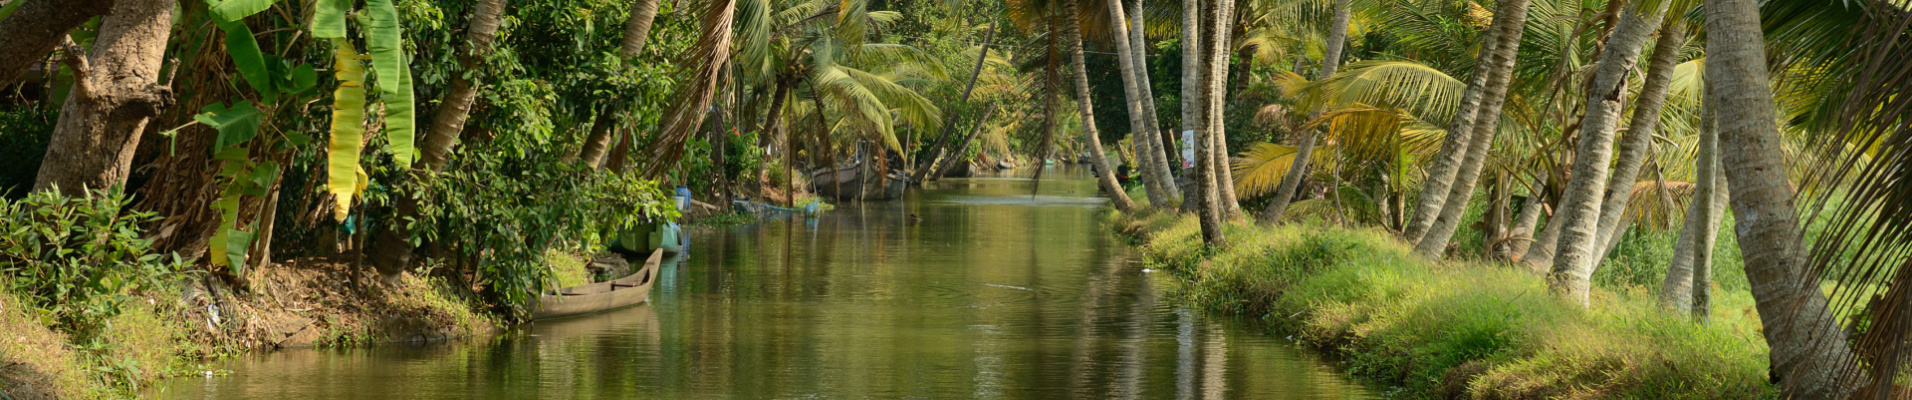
[{"xmin": 156, "ymin": 166, "xmax": 1372, "ymax": 399}]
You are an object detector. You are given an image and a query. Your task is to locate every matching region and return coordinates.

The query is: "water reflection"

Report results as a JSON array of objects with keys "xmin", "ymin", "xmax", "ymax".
[{"xmin": 155, "ymin": 166, "xmax": 1369, "ymax": 399}]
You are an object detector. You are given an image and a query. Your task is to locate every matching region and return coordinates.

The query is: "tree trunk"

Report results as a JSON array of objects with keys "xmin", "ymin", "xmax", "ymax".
[
  {"xmin": 1411, "ymin": 0, "xmax": 1536, "ymax": 258},
  {"xmin": 1106, "ymin": 0, "xmax": 1174, "ymax": 206},
  {"xmin": 1588, "ymin": 22, "xmax": 1686, "ymax": 262},
  {"xmin": 1063, "ymin": 0, "xmax": 1139, "ymax": 212},
  {"xmin": 1261, "ymin": 0, "xmax": 1349, "ymax": 223},
  {"xmin": 936, "ymin": 102, "xmax": 999, "ymax": 179},
  {"xmin": 32, "ymin": 0, "xmax": 175, "ymax": 195},
  {"xmin": 1206, "ymin": 0, "xmax": 1241, "ymax": 220},
  {"xmin": 0, "ymin": 0, "xmax": 116, "ymax": 89},
  {"xmin": 1400, "ymin": 2, "xmax": 1505, "ymax": 243},
  {"xmin": 1130, "ymin": 0, "xmax": 1181, "ymax": 201},
  {"xmin": 1662, "ymin": 89, "xmax": 1721, "ymax": 316},
  {"xmin": 620, "ymin": 0, "xmax": 663, "ymax": 58},
  {"xmin": 1179, "ymin": 0, "xmax": 1205, "ymax": 215},
  {"xmin": 1502, "ymin": 179, "xmax": 1546, "ymax": 260},
  {"xmin": 1710, "ymin": 0, "xmax": 1862, "ymax": 393},
  {"xmin": 917, "ymin": 19, "xmax": 997, "ymax": 183},
  {"xmin": 576, "ymin": 107, "xmax": 619, "ymax": 167},
  {"xmin": 577, "ymin": 0, "xmax": 665, "ymax": 168},
  {"xmin": 1546, "ymin": 4, "xmax": 1668, "ymax": 305},
  {"xmin": 367, "ymin": 0, "xmax": 508, "ymax": 276},
  {"xmin": 1190, "ymin": 0, "xmax": 1225, "ymax": 245}
]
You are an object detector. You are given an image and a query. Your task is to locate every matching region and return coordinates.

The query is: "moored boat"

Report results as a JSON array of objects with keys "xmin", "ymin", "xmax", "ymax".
[
  {"xmin": 530, "ymin": 249, "xmax": 662, "ymax": 320},
  {"xmin": 810, "ymin": 162, "xmax": 908, "ymax": 201}
]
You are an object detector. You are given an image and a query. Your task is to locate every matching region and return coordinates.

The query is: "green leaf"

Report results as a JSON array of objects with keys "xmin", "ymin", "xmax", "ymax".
[
  {"xmin": 310, "ymin": 0, "xmax": 348, "ymax": 38},
  {"xmin": 196, "ymin": 102, "xmax": 261, "ymax": 152},
  {"xmin": 383, "ymin": 52, "xmax": 417, "ymax": 168},
  {"xmin": 290, "ymin": 63, "xmax": 318, "ymax": 94},
  {"xmin": 214, "ymin": 18, "xmax": 276, "ymax": 102},
  {"xmin": 327, "ymin": 39, "xmax": 368, "ymax": 222},
  {"xmin": 207, "ymin": 0, "xmax": 278, "ymax": 23},
  {"xmin": 361, "ymin": 0, "xmax": 407, "ymax": 98},
  {"xmin": 244, "ymin": 161, "xmax": 280, "ymax": 196},
  {"xmin": 223, "ymin": 228, "xmax": 254, "ymax": 274},
  {"xmin": 207, "ymin": 195, "xmax": 241, "ymax": 268}
]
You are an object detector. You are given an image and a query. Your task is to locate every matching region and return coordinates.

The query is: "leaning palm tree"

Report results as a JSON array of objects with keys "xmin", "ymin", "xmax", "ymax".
[{"xmin": 1060, "ymin": 0, "xmax": 1139, "ymax": 212}]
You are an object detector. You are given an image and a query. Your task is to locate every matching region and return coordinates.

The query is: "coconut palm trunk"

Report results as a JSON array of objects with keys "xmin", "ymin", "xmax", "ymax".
[
  {"xmin": 917, "ymin": 19, "xmax": 998, "ymax": 183},
  {"xmin": 1063, "ymin": 0, "xmax": 1140, "ymax": 212},
  {"xmin": 1129, "ymin": 0, "xmax": 1181, "ymax": 201},
  {"xmin": 365, "ymin": 0, "xmax": 508, "ymax": 276},
  {"xmin": 1587, "ymin": 22, "xmax": 1687, "ymax": 261},
  {"xmin": 1662, "ymin": 85, "xmax": 1722, "ymax": 317},
  {"xmin": 1410, "ymin": 0, "xmax": 1537, "ymax": 258},
  {"xmin": 1709, "ymin": 0, "xmax": 1861, "ymax": 394},
  {"xmin": 1500, "ymin": 179, "xmax": 1547, "ymax": 260},
  {"xmin": 1189, "ymin": 0, "xmax": 1226, "ymax": 245},
  {"xmin": 576, "ymin": 0, "xmax": 665, "ymax": 168},
  {"xmin": 1399, "ymin": 4, "xmax": 1504, "ymax": 243},
  {"xmin": 1260, "ymin": 0, "xmax": 1350, "ymax": 223},
  {"xmin": 0, "ymin": 0, "xmax": 116, "ymax": 89},
  {"xmin": 1106, "ymin": 0, "xmax": 1174, "ymax": 206},
  {"xmin": 1207, "ymin": 0, "xmax": 1242, "ymax": 220},
  {"xmin": 31, "ymin": 0, "xmax": 176, "ymax": 194},
  {"xmin": 1179, "ymin": 0, "xmax": 1206, "ymax": 214},
  {"xmin": 1545, "ymin": 4, "xmax": 1668, "ymax": 305}
]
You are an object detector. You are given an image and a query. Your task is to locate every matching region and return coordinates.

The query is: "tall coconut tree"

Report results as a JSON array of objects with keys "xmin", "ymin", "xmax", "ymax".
[
  {"xmin": 1544, "ymin": 3, "xmax": 1668, "ymax": 305},
  {"xmin": 31, "ymin": 0, "xmax": 178, "ymax": 194},
  {"xmin": 1062, "ymin": 0, "xmax": 1139, "ymax": 212},
  {"xmin": 1408, "ymin": 0, "xmax": 1537, "ymax": 257},
  {"xmin": 1661, "ymin": 79, "xmax": 1722, "ymax": 318},
  {"xmin": 1181, "ymin": 0, "xmax": 1208, "ymax": 215},
  {"xmin": 1260, "ymin": 0, "xmax": 1350, "ymax": 223},
  {"xmin": 1706, "ymin": 0, "xmax": 1862, "ymax": 392},
  {"xmin": 364, "ymin": 0, "xmax": 511, "ymax": 276},
  {"xmin": 575, "ymin": 0, "xmax": 667, "ymax": 169},
  {"xmin": 1128, "ymin": 0, "xmax": 1181, "ymax": 203},
  {"xmin": 1585, "ymin": 19, "xmax": 1688, "ymax": 264},
  {"xmin": 1206, "ymin": 0, "xmax": 1243, "ymax": 221},
  {"xmin": 1105, "ymin": 0, "xmax": 1175, "ymax": 206}
]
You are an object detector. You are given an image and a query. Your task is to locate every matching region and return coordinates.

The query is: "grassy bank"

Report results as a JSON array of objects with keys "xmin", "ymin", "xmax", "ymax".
[{"xmin": 1112, "ymin": 212, "xmax": 1775, "ymax": 399}]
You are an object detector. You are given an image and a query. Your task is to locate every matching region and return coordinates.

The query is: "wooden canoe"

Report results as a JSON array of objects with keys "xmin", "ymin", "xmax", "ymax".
[{"xmin": 530, "ymin": 249, "xmax": 662, "ymax": 320}]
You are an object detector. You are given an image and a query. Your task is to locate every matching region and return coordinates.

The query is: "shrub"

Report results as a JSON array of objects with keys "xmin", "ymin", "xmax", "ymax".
[{"xmin": 0, "ymin": 187, "xmax": 183, "ymax": 342}]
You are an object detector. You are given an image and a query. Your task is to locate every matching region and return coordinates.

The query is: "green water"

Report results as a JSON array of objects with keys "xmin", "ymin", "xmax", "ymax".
[{"xmin": 155, "ymin": 166, "xmax": 1371, "ymax": 399}]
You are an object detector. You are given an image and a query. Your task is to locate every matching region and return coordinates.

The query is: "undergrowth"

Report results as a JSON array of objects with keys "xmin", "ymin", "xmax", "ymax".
[{"xmin": 1113, "ymin": 212, "xmax": 1776, "ymax": 399}]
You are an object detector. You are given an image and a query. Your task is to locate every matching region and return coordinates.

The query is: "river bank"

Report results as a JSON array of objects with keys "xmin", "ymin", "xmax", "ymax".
[
  {"xmin": 1110, "ymin": 211, "xmax": 1776, "ymax": 399},
  {"xmin": 1, "ymin": 258, "xmax": 494, "ymax": 399}
]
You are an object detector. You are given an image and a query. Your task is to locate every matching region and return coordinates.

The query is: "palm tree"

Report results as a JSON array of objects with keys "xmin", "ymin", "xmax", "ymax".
[
  {"xmin": 1544, "ymin": 3, "xmax": 1668, "ymax": 305},
  {"xmin": 1661, "ymin": 78, "xmax": 1722, "ymax": 318},
  {"xmin": 1128, "ymin": 0, "xmax": 1182, "ymax": 204},
  {"xmin": 1062, "ymin": 0, "xmax": 1139, "ymax": 212},
  {"xmin": 1106, "ymin": 0, "xmax": 1176, "ymax": 207},
  {"xmin": 1708, "ymin": 0, "xmax": 1861, "ymax": 395},
  {"xmin": 1260, "ymin": 0, "xmax": 1350, "ymax": 223},
  {"xmin": 1585, "ymin": 20, "xmax": 1688, "ymax": 266},
  {"xmin": 365, "ymin": 0, "xmax": 509, "ymax": 276},
  {"xmin": 1407, "ymin": 0, "xmax": 1536, "ymax": 257},
  {"xmin": 574, "ymin": 0, "xmax": 666, "ymax": 169},
  {"xmin": 1206, "ymin": 0, "xmax": 1243, "ymax": 221}
]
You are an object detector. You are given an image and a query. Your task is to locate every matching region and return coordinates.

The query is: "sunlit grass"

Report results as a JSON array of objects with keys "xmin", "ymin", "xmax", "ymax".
[{"xmin": 1116, "ymin": 213, "xmax": 1776, "ymax": 399}]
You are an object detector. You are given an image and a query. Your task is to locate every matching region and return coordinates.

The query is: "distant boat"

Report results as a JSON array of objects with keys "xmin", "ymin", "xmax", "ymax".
[
  {"xmin": 810, "ymin": 162, "xmax": 908, "ymax": 201},
  {"xmin": 732, "ymin": 200, "xmax": 820, "ymax": 215},
  {"xmin": 531, "ymin": 249, "xmax": 661, "ymax": 320}
]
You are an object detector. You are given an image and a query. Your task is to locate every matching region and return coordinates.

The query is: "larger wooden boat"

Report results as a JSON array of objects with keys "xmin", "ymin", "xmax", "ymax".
[
  {"xmin": 811, "ymin": 162, "xmax": 908, "ymax": 201},
  {"xmin": 531, "ymin": 249, "xmax": 662, "ymax": 320}
]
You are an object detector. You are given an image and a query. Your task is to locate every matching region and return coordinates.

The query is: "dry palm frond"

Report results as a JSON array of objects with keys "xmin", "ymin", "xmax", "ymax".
[
  {"xmin": 1621, "ymin": 179, "xmax": 1693, "ymax": 231},
  {"xmin": 640, "ymin": 0, "xmax": 736, "ymax": 178}
]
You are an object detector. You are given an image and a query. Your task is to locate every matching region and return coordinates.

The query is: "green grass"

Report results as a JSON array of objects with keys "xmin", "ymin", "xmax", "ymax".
[{"xmin": 1113, "ymin": 212, "xmax": 1776, "ymax": 399}]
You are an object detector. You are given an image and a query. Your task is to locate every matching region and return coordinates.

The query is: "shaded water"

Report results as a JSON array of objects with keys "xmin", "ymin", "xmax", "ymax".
[{"xmin": 156, "ymin": 166, "xmax": 1370, "ymax": 399}]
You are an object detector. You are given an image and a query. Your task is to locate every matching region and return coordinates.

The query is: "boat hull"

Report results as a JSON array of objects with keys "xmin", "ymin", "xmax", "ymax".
[
  {"xmin": 531, "ymin": 250, "xmax": 662, "ymax": 320},
  {"xmin": 811, "ymin": 164, "xmax": 907, "ymax": 201}
]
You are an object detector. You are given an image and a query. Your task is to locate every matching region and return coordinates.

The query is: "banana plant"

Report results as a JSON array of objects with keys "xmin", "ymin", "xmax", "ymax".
[{"xmin": 191, "ymin": 0, "xmax": 413, "ymax": 274}]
